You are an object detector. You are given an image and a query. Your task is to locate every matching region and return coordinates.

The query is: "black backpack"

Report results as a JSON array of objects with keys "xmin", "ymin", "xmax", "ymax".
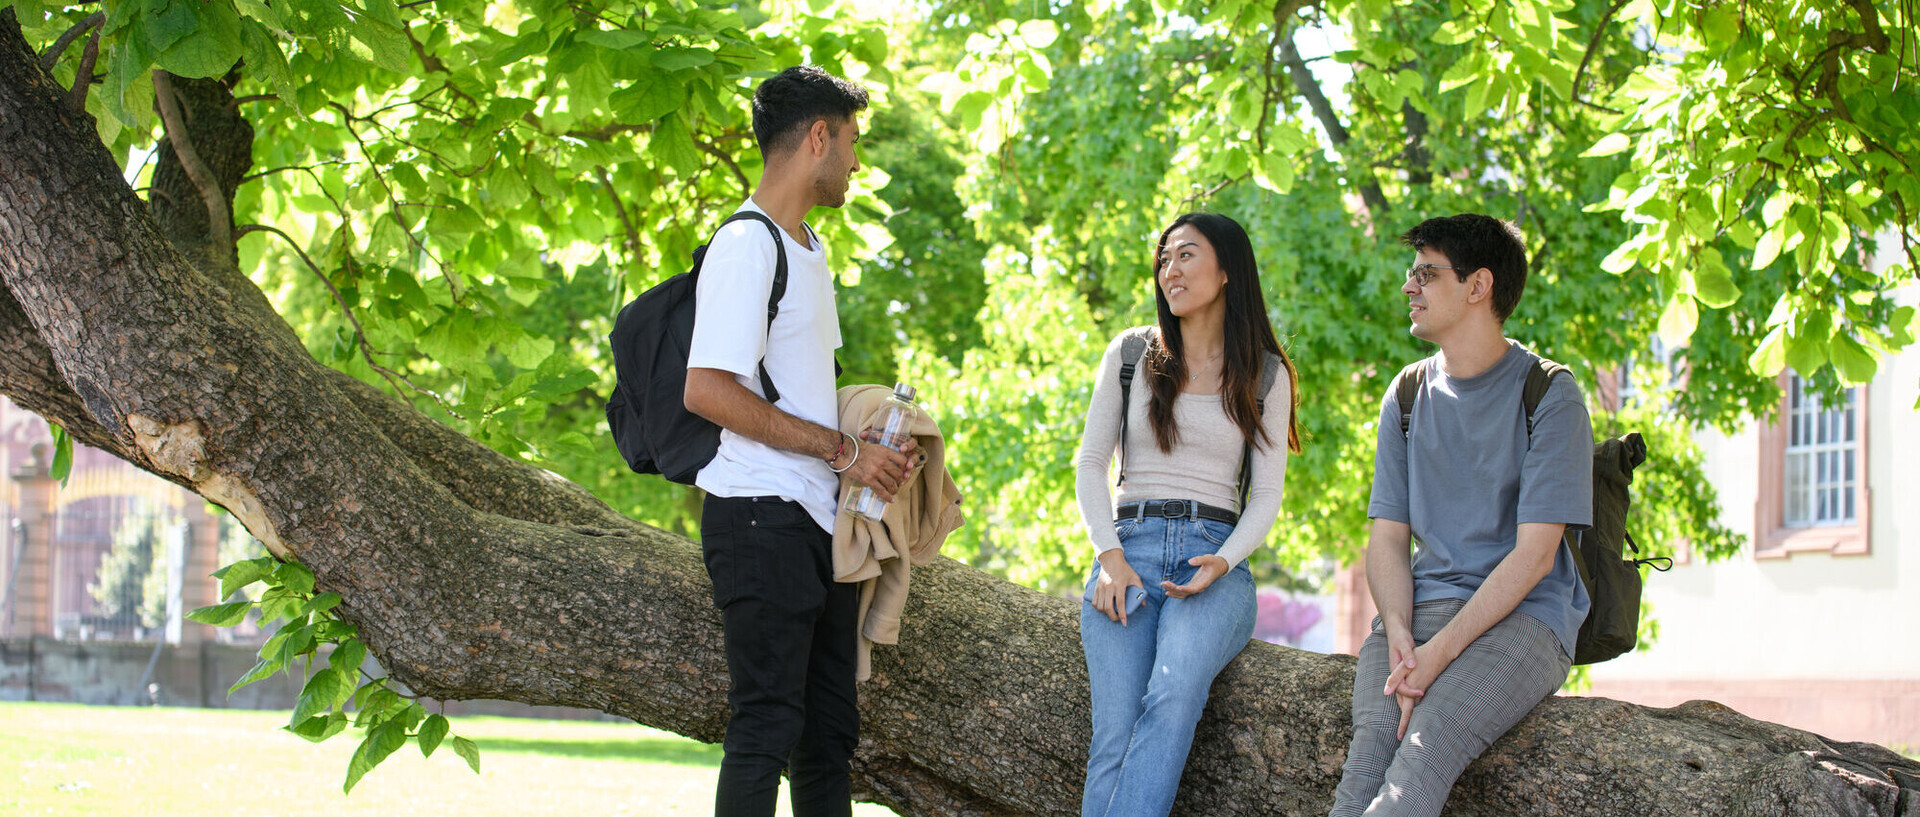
[
  {"xmin": 1391, "ymin": 356, "xmax": 1672, "ymax": 665},
  {"xmin": 605, "ymin": 212, "xmax": 790, "ymax": 484},
  {"xmin": 1115, "ymin": 327, "xmax": 1282, "ymax": 506}
]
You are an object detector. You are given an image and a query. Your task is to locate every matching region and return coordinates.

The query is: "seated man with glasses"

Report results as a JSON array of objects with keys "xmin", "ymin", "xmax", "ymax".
[{"xmin": 1327, "ymin": 213, "xmax": 1593, "ymax": 817}]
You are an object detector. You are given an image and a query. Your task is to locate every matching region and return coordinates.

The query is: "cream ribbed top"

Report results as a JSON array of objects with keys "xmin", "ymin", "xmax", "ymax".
[{"xmin": 1073, "ymin": 328, "xmax": 1291, "ymax": 569}]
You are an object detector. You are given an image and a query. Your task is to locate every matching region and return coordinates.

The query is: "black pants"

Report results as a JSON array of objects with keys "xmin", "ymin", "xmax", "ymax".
[{"xmin": 701, "ymin": 494, "xmax": 859, "ymax": 817}]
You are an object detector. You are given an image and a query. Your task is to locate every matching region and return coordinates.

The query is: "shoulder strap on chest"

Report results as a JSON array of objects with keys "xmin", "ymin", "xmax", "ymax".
[
  {"xmin": 1115, "ymin": 327, "xmax": 1154, "ymax": 487},
  {"xmin": 709, "ymin": 211, "xmax": 790, "ymax": 403}
]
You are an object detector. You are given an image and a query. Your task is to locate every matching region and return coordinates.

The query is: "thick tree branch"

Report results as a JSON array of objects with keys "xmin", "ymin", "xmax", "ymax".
[
  {"xmin": 153, "ymin": 70, "xmax": 234, "ymax": 256},
  {"xmin": 1840, "ymin": 0, "xmax": 1891, "ymax": 52},
  {"xmin": 36, "ymin": 10, "xmax": 101, "ymax": 72},
  {"xmin": 1401, "ymin": 99, "xmax": 1431, "ymax": 186},
  {"xmin": 1574, "ymin": 0, "xmax": 1631, "ymax": 109},
  {"xmin": 64, "ymin": 25, "xmax": 98, "ymax": 113},
  {"xmin": 1278, "ymin": 34, "xmax": 1390, "ymax": 218}
]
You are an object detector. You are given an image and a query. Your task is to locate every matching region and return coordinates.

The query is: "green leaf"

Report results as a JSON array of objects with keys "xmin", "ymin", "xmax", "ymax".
[
  {"xmin": 579, "ymin": 29, "xmax": 649, "ymax": 50},
  {"xmin": 1750, "ymin": 226, "xmax": 1783, "ymax": 269},
  {"xmin": 419, "ymin": 714, "xmax": 451, "ymax": 757},
  {"xmin": 1431, "ymin": 19, "xmax": 1475, "ymax": 45},
  {"xmin": 1691, "ymin": 248, "xmax": 1739, "ymax": 308},
  {"xmin": 292, "ymin": 668, "xmax": 354, "ymax": 724},
  {"xmin": 214, "ymin": 558, "xmax": 275, "ymax": 600},
  {"xmin": 187, "ymin": 600, "xmax": 252, "ymax": 627},
  {"xmin": 506, "ymin": 335, "xmax": 555, "ymax": 369},
  {"xmin": 1657, "ymin": 291, "xmax": 1698, "ymax": 347},
  {"xmin": 356, "ymin": 688, "xmax": 403, "ymax": 727},
  {"xmin": 329, "ymin": 638, "xmax": 368, "ymax": 677},
  {"xmin": 648, "ymin": 113, "xmax": 702, "ymax": 177},
  {"xmin": 652, "ymin": 46, "xmax": 715, "ymax": 71},
  {"xmin": 1581, "ymin": 133, "xmax": 1631, "ymax": 158},
  {"xmin": 1829, "ymin": 334, "xmax": 1878, "ymax": 383},
  {"xmin": 343, "ymin": 722, "xmax": 409, "ymax": 793},
  {"xmin": 349, "ymin": 17, "xmax": 411, "ymax": 73},
  {"xmin": 152, "ymin": 0, "xmax": 245, "ymax": 78},
  {"xmin": 1784, "ymin": 308, "xmax": 1832, "ymax": 375},
  {"xmin": 287, "ymin": 712, "xmax": 350, "ymax": 743},
  {"xmin": 273, "ymin": 561, "xmax": 316, "ymax": 595},
  {"xmin": 1748, "ymin": 324, "xmax": 1788, "ymax": 375},
  {"xmin": 239, "ymin": 20, "xmax": 296, "ymax": 105},
  {"xmin": 452, "ymin": 736, "xmax": 481, "ymax": 773},
  {"xmin": 1255, "ymin": 151, "xmax": 1295, "ymax": 194},
  {"xmin": 362, "ymin": 0, "xmax": 404, "ymax": 27},
  {"xmin": 225, "ymin": 656, "xmax": 279, "ymax": 695},
  {"xmin": 951, "ymin": 90, "xmax": 993, "ymax": 127},
  {"xmin": 1600, "ymin": 239, "xmax": 1642, "ymax": 274},
  {"xmin": 274, "ymin": 623, "xmax": 317, "ymax": 666},
  {"xmin": 1016, "ymin": 19, "xmax": 1059, "ymax": 48},
  {"xmin": 48, "ymin": 423, "xmax": 72, "ymax": 483},
  {"xmin": 310, "ymin": 592, "xmax": 343, "ymax": 615},
  {"xmin": 393, "ymin": 702, "xmax": 428, "ymax": 730}
]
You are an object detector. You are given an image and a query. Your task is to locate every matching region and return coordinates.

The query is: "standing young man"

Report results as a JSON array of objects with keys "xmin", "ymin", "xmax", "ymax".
[
  {"xmin": 1327, "ymin": 214, "xmax": 1593, "ymax": 817},
  {"xmin": 683, "ymin": 65, "xmax": 914, "ymax": 817}
]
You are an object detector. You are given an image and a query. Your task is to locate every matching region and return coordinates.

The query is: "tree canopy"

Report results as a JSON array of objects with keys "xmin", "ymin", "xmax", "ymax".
[{"xmin": 13, "ymin": 0, "xmax": 1915, "ymax": 589}]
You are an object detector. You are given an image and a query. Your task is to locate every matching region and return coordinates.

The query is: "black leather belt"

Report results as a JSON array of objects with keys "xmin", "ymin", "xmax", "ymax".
[{"xmin": 1116, "ymin": 499, "xmax": 1239, "ymax": 526}]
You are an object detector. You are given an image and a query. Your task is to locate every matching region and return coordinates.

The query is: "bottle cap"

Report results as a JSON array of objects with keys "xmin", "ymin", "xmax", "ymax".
[{"xmin": 893, "ymin": 382, "xmax": 916, "ymax": 402}]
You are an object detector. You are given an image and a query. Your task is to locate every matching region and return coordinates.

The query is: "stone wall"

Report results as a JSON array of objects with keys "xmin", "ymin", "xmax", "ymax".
[{"xmin": 0, "ymin": 637, "xmax": 617, "ymax": 720}]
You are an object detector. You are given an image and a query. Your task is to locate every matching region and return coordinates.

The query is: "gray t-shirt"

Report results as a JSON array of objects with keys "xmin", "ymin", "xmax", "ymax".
[{"xmin": 1367, "ymin": 341, "xmax": 1593, "ymax": 659}]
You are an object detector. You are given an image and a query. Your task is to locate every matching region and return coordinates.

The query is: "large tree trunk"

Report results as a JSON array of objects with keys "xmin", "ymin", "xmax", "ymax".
[{"xmin": 1, "ymin": 12, "xmax": 1915, "ymax": 816}]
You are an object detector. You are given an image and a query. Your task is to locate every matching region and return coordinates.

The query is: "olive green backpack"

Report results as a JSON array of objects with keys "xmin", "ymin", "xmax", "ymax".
[{"xmin": 1392, "ymin": 357, "xmax": 1673, "ymax": 665}]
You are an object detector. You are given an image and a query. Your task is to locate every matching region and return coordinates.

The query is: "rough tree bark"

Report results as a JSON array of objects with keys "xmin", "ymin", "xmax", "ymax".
[{"xmin": 1, "ymin": 12, "xmax": 1915, "ymax": 816}]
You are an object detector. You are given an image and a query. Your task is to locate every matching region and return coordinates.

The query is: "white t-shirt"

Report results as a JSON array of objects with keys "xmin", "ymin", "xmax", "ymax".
[{"xmin": 687, "ymin": 199, "xmax": 843, "ymax": 532}]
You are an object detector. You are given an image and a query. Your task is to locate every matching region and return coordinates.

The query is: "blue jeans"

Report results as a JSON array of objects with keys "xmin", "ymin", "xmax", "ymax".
[{"xmin": 1079, "ymin": 513, "xmax": 1258, "ymax": 817}]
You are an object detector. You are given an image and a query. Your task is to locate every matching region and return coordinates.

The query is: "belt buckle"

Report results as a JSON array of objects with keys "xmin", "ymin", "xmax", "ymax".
[{"xmin": 1160, "ymin": 499, "xmax": 1187, "ymax": 518}]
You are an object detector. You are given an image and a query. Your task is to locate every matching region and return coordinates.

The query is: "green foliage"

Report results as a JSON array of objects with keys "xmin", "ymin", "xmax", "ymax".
[
  {"xmin": 46, "ymin": 420, "xmax": 70, "ymax": 484},
  {"xmin": 188, "ymin": 555, "xmax": 480, "ymax": 793}
]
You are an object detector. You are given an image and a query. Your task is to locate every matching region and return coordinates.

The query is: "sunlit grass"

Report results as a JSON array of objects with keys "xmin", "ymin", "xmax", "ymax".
[{"xmin": 0, "ymin": 701, "xmax": 898, "ymax": 816}]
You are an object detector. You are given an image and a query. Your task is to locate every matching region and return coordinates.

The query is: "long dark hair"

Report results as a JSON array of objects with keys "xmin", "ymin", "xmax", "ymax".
[{"xmin": 1145, "ymin": 213, "xmax": 1303, "ymax": 456}]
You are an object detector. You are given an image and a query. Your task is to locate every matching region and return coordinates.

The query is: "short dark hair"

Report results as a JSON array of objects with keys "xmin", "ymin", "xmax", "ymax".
[
  {"xmin": 1400, "ymin": 214, "xmax": 1529, "ymax": 322},
  {"xmin": 751, "ymin": 66, "xmax": 870, "ymax": 157}
]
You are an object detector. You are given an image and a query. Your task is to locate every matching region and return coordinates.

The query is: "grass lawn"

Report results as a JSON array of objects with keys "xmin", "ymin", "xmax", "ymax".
[{"xmin": 0, "ymin": 701, "xmax": 900, "ymax": 816}]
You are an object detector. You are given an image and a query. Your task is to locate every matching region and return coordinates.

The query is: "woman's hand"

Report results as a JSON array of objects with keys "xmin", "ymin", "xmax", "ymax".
[
  {"xmin": 1091, "ymin": 549, "xmax": 1145, "ymax": 625},
  {"xmin": 1162, "ymin": 554, "xmax": 1228, "ymax": 598}
]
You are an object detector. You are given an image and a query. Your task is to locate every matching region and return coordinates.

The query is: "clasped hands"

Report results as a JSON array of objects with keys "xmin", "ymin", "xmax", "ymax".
[{"xmin": 1382, "ymin": 630, "xmax": 1458, "ymax": 740}]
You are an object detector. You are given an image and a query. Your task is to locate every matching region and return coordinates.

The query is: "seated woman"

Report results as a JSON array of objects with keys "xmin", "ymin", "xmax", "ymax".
[{"xmin": 1074, "ymin": 212, "xmax": 1302, "ymax": 817}]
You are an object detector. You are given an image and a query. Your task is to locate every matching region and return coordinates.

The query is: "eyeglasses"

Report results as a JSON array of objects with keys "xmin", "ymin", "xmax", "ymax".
[{"xmin": 1404, "ymin": 263, "xmax": 1461, "ymax": 287}]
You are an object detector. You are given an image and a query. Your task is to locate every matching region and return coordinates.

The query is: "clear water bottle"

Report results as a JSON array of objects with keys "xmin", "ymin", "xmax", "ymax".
[{"xmin": 845, "ymin": 383, "xmax": 918, "ymax": 522}]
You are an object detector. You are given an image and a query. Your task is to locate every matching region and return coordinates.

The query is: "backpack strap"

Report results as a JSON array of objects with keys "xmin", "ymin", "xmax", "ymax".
[
  {"xmin": 1114, "ymin": 327, "xmax": 1154, "ymax": 488},
  {"xmin": 1391, "ymin": 359, "xmax": 1430, "ymax": 440},
  {"xmin": 710, "ymin": 211, "xmax": 790, "ymax": 403},
  {"xmin": 1521, "ymin": 357, "xmax": 1571, "ymax": 439},
  {"xmin": 1236, "ymin": 351, "xmax": 1284, "ymax": 507}
]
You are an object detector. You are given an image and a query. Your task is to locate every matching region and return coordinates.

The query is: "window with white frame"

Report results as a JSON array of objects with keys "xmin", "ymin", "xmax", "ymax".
[
  {"xmin": 1756, "ymin": 372, "xmax": 1870, "ymax": 557},
  {"xmin": 1781, "ymin": 376, "xmax": 1859, "ymax": 527}
]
